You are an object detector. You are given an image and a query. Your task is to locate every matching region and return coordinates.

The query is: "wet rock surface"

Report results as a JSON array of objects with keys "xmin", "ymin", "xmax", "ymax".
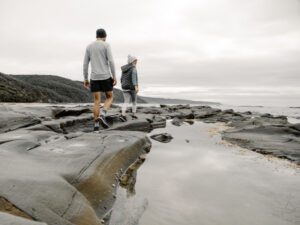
[
  {"xmin": 0, "ymin": 129, "xmax": 151, "ymax": 225},
  {"xmin": 0, "ymin": 104, "xmax": 153, "ymax": 225},
  {"xmin": 52, "ymin": 106, "xmax": 92, "ymax": 118},
  {"xmin": 150, "ymin": 133, "xmax": 173, "ymax": 143},
  {"xmin": 0, "ymin": 103, "xmax": 299, "ymax": 224},
  {"xmin": 0, "ymin": 105, "xmax": 41, "ymax": 133},
  {"xmin": 1, "ymin": 212, "xmax": 47, "ymax": 225},
  {"xmin": 223, "ymin": 124, "xmax": 300, "ymax": 164},
  {"xmin": 139, "ymin": 104, "xmax": 299, "ymax": 164},
  {"xmin": 171, "ymin": 117, "xmax": 184, "ymax": 126}
]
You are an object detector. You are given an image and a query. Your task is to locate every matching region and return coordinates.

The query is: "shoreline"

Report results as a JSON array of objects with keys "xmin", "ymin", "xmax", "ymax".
[{"xmin": 0, "ymin": 103, "xmax": 299, "ymax": 224}]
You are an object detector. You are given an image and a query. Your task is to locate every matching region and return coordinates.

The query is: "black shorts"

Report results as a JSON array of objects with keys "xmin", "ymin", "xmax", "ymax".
[{"xmin": 90, "ymin": 78, "xmax": 113, "ymax": 92}]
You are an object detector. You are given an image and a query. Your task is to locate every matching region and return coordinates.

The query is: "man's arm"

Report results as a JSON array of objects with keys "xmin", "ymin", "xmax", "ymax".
[
  {"xmin": 106, "ymin": 44, "xmax": 116, "ymax": 82},
  {"xmin": 83, "ymin": 47, "xmax": 90, "ymax": 81}
]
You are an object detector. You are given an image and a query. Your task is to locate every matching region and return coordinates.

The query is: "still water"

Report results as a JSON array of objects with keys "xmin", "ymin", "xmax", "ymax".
[{"xmin": 110, "ymin": 121, "xmax": 300, "ymax": 225}]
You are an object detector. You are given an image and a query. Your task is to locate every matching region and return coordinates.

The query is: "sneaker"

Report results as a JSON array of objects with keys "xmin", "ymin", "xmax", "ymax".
[
  {"xmin": 99, "ymin": 115, "xmax": 110, "ymax": 129},
  {"xmin": 119, "ymin": 115, "xmax": 127, "ymax": 122},
  {"xmin": 131, "ymin": 115, "xmax": 138, "ymax": 120},
  {"xmin": 94, "ymin": 119, "xmax": 100, "ymax": 132}
]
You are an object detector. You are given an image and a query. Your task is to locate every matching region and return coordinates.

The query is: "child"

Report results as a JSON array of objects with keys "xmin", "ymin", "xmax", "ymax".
[{"xmin": 120, "ymin": 55, "xmax": 139, "ymax": 122}]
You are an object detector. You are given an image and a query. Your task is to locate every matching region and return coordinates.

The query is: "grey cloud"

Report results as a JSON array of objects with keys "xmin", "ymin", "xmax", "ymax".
[{"xmin": 0, "ymin": 0, "xmax": 300, "ymax": 105}]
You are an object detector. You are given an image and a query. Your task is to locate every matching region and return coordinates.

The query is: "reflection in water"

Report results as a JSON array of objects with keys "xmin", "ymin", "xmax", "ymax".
[
  {"xmin": 137, "ymin": 121, "xmax": 300, "ymax": 225},
  {"xmin": 110, "ymin": 155, "xmax": 148, "ymax": 225},
  {"xmin": 111, "ymin": 121, "xmax": 300, "ymax": 225},
  {"xmin": 120, "ymin": 155, "xmax": 147, "ymax": 197}
]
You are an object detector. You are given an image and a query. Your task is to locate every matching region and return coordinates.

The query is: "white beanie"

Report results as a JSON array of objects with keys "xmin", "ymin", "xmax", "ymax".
[{"xmin": 128, "ymin": 54, "xmax": 137, "ymax": 64}]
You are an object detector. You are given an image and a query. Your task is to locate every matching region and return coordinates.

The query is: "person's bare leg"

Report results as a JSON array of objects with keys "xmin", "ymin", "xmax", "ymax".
[
  {"xmin": 93, "ymin": 92, "xmax": 101, "ymax": 120},
  {"xmin": 103, "ymin": 91, "xmax": 114, "ymax": 111}
]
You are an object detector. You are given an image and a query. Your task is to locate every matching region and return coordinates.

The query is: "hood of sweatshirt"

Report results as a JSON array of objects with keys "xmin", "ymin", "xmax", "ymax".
[{"xmin": 121, "ymin": 63, "xmax": 134, "ymax": 73}]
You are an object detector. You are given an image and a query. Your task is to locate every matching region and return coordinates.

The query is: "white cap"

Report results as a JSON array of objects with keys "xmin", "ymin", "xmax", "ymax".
[{"xmin": 128, "ymin": 54, "xmax": 137, "ymax": 64}]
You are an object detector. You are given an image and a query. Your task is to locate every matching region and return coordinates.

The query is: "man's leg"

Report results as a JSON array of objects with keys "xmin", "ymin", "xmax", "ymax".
[
  {"xmin": 103, "ymin": 91, "xmax": 114, "ymax": 112},
  {"xmin": 93, "ymin": 92, "xmax": 101, "ymax": 120},
  {"xmin": 98, "ymin": 91, "xmax": 113, "ymax": 129}
]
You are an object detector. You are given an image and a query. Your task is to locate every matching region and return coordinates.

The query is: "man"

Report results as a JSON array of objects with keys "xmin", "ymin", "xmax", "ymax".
[{"xmin": 83, "ymin": 28, "xmax": 117, "ymax": 131}]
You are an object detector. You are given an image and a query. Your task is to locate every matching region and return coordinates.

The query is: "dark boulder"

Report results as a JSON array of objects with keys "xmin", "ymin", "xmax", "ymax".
[
  {"xmin": 150, "ymin": 133, "xmax": 173, "ymax": 143},
  {"xmin": 171, "ymin": 118, "xmax": 184, "ymax": 126},
  {"xmin": 139, "ymin": 107, "xmax": 165, "ymax": 115},
  {"xmin": 228, "ymin": 114, "xmax": 288, "ymax": 129},
  {"xmin": 193, "ymin": 108, "xmax": 221, "ymax": 119},
  {"xmin": 52, "ymin": 106, "xmax": 91, "ymax": 118},
  {"xmin": 150, "ymin": 115, "xmax": 166, "ymax": 129}
]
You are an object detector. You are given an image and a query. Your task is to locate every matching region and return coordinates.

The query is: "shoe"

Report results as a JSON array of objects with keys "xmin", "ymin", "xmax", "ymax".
[
  {"xmin": 94, "ymin": 119, "xmax": 100, "ymax": 132},
  {"xmin": 131, "ymin": 115, "xmax": 138, "ymax": 120},
  {"xmin": 119, "ymin": 115, "xmax": 127, "ymax": 122},
  {"xmin": 99, "ymin": 115, "xmax": 110, "ymax": 129}
]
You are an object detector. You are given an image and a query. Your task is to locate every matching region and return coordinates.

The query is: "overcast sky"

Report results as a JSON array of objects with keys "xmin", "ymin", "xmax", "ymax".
[{"xmin": 1, "ymin": 0, "xmax": 300, "ymax": 106}]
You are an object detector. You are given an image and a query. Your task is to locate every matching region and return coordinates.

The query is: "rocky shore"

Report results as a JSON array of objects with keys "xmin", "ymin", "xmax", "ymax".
[
  {"xmin": 0, "ymin": 103, "xmax": 299, "ymax": 225},
  {"xmin": 141, "ymin": 104, "xmax": 300, "ymax": 165}
]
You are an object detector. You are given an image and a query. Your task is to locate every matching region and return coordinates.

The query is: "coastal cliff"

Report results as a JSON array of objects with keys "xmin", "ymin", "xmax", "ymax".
[
  {"xmin": 0, "ymin": 73, "xmax": 214, "ymax": 105},
  {"xmin": 0, "ymin": 73, "xmax": 146, "ymax": 104}
]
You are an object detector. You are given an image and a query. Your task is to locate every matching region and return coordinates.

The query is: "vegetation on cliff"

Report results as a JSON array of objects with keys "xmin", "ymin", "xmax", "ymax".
[{"xmin": 0, "ymin": 73, "xmax": 146, "ymax": 103}]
